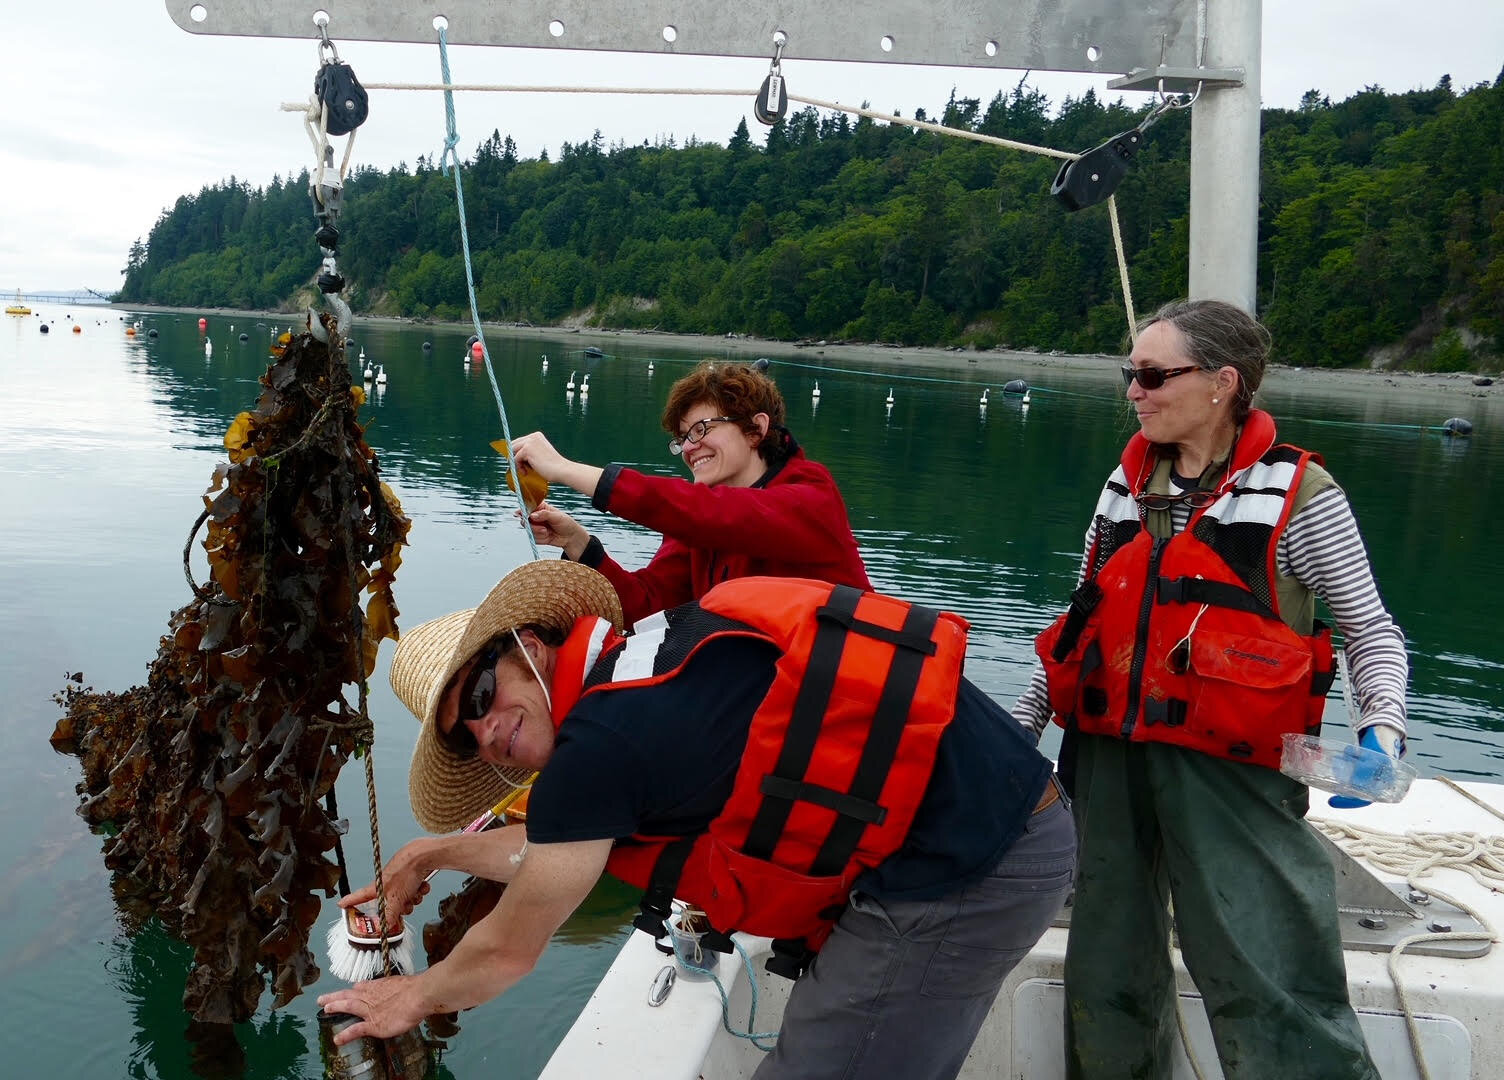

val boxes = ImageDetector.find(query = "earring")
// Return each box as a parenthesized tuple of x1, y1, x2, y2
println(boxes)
(1212, 397, 1220, 404)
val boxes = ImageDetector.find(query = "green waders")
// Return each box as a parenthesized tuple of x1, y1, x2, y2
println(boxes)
(1063, 734, 1380, 1080)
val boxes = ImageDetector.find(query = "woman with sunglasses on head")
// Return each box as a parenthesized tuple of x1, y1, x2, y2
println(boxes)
(508, 360, 870, 628)
(1012, 299, 1407, 1080)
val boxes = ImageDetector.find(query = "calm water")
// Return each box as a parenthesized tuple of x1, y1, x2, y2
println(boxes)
(3, 305, 1502, 1077)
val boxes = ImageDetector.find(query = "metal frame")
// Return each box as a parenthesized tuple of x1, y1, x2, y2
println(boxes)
(166, 1, 1209, 74)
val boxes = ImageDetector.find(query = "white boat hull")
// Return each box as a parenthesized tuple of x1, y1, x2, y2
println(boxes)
(542, 777, 1504, 1079)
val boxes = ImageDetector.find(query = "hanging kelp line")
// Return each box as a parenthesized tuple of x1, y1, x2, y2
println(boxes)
(50, 320, 410, 1027)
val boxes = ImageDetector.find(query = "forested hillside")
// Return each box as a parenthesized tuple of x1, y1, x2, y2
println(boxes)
(118, 73, 1504, 368)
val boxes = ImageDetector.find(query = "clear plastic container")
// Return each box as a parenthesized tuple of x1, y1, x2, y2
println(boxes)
(667, 911, 720, 982)
(1279, 733, 1418, 803)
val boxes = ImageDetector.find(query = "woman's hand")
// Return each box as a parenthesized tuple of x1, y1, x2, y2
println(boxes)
(528, 502, 592, 561)
(509, 432, 603, 496)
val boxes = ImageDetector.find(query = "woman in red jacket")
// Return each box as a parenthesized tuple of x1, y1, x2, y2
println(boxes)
(508, 360, 871, 628)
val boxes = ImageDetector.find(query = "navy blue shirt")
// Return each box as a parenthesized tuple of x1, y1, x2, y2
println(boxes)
(527, 635, 1051, 901)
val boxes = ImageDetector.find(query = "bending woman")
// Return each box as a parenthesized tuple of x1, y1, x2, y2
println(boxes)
(1013, 299, 1407, 1080)
(509, 360, 871, 627)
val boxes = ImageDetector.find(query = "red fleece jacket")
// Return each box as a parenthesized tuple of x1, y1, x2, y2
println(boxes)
(578, 447, 871, 628)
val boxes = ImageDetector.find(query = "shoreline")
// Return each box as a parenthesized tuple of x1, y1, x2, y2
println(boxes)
(113, 301, 1501, 410)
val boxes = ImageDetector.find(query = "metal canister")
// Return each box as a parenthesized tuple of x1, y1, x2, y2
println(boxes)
(318, 1012, 434, 1080)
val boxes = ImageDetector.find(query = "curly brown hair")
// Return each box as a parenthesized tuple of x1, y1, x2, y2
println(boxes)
(660, 361, 790, 464)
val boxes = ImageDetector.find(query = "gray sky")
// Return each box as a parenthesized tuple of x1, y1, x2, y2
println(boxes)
(2, 2, 1499, 292)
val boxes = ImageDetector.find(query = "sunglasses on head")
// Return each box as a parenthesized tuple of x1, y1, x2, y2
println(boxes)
(1121, 364, 1202, 390)
(1135, 489, 1218, 512)
(439, 643, 503, 759)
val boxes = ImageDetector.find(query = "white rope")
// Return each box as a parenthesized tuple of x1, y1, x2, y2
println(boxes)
(1107, 195, 1137, 341)
(1310, 794, 1503, 1080)
(361, 80, 1078, 162)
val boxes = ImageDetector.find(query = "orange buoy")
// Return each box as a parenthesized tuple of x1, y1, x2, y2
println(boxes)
(126, 327, 137, 336)
(471, 341, 484, 359)
(198, 317, 208, 330)
(73, 325, 82, 333)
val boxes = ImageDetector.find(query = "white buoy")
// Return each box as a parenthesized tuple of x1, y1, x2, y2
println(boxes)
(204, 340, 213, 357)
(580, 373, 591, 396)
(541, 353, 549, 372)
(812, 381, 821, 399)
(363, 359, 373, 380)
(885, 387, 895, 405)
(376, 364, 387, 385)
(566, 370, 576, 391)
(647, 360, 655, 374)
(980, 388, 990, 405)
(1021, 390, 1031, 409)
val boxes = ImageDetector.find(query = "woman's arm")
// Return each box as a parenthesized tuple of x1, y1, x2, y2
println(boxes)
(1279, 485, 1409, 735)
(1013, 517, 1100, 738)
(601, 462, 859, 564)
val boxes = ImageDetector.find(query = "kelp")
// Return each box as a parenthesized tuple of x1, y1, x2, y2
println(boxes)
(51, 320, 410, 1025)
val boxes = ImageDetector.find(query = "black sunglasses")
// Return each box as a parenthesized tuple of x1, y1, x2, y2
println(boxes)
(1121, 364, 1202, 390)
(439, 643, 502, 758)
(1135, 490, 1218, 512)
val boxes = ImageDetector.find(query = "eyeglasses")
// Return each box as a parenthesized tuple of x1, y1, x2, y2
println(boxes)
(439, 644, 502, 758)
(668, 416, 737, 456)
(1121, 364, 1202, 390)
(1135, 490, 1218, 512)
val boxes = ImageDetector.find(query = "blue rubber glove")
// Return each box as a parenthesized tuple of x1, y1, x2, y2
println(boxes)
(1328, 724, 1406, 808)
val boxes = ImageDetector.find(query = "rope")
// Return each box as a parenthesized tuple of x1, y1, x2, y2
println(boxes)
(1309, 786, 1503, 1080)
(703, 937, 780, 1052)
(432, 30, 541, 558)
(1107, 196, 1138, 343)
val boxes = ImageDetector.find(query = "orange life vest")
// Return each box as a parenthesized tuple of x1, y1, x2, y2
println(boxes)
(552, 578, 968, 973)
(1035, 412, 1335, 769)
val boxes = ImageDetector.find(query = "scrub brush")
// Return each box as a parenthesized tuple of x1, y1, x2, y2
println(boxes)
(325, 781, 534, 982)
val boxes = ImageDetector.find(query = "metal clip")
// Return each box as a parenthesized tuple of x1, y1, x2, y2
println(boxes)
(647, 965, 676, 1007)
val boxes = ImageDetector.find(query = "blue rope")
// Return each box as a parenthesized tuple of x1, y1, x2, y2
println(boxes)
(705, 938, 780, 1052)
(436, 28, 539, 559)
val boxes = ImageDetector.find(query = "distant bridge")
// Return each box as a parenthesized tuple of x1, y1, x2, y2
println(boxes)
(8, 290, 113, 305)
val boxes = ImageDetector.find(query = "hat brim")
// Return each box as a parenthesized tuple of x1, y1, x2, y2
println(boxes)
(392, 560, 622, 832)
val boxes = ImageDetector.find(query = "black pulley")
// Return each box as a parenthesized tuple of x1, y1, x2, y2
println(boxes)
(754, 71, 788, 126)
(314, 61, 369, 136)
(1051, 129, 1144, 211)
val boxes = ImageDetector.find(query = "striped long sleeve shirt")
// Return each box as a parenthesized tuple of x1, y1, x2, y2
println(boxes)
(1012, 475, 1409, 741)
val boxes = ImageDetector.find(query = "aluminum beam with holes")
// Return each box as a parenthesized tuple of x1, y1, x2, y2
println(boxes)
(166, 0, 1210, 75)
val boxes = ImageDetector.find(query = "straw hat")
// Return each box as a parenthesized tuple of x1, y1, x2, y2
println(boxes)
(392, 560, 623, 832)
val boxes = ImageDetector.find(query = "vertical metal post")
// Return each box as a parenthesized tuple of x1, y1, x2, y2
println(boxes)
(1188, 0, 1262, 311)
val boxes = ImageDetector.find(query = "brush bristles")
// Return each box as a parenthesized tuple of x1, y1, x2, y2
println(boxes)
(325, 907, 417, 983)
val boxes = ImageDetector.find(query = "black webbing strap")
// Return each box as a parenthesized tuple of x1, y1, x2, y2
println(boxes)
(741, 587, 863, 860)
(809, 603, 939, 877)
(1052, 580, 1103, 662)
(1141, 697, 1188, 728)
(632, 837, 696, 937)
(816, 605, 939, 655)
(758, 775, 887, 826)
(1157, 575, 1274, 618)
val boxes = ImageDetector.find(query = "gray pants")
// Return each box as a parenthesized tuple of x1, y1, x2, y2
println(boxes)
(753, 796, 1076, 1080)
(1064, 735, 1379, 1080)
